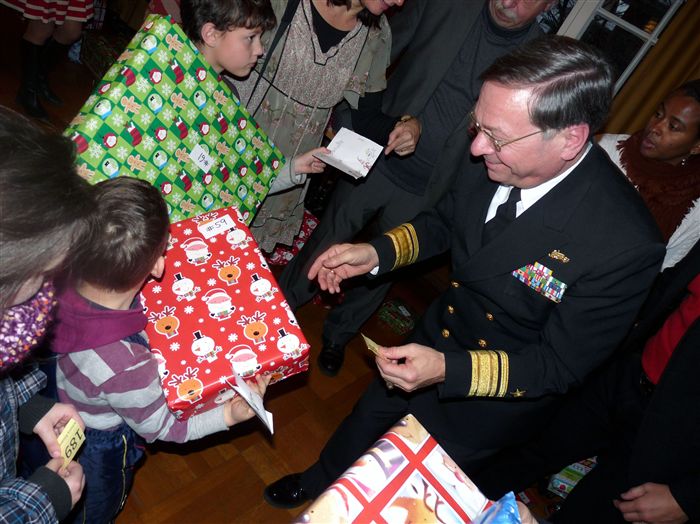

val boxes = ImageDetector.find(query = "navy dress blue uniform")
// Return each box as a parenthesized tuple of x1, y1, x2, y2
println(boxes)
(298, 143, 665, 496)
(472, 243, 700, 523)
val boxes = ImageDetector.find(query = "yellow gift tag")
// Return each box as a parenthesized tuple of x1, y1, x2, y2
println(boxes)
(361, 333, 383, 358)
(57, 419, 85, 468)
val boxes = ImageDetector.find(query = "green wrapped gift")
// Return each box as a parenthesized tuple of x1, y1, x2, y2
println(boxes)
(65, 14, 285, 224)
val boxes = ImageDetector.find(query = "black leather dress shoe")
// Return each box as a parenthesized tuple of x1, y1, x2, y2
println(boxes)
(263, 473, 311, 509)
(317, 342, 345, 377)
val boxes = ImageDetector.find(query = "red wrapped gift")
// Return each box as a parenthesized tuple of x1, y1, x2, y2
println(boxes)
(267, 209, 319, 266)
(140, 206, 309, 419)
(296, 414, 493, 523)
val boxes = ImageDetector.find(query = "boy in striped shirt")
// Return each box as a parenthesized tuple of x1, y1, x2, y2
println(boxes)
(54, 177, 268, 523)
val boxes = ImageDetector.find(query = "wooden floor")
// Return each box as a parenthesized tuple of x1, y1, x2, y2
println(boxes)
(1, 10, 452, 523)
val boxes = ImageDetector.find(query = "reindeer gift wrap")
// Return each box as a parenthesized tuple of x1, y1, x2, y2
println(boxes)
(140, 207, 309, 419)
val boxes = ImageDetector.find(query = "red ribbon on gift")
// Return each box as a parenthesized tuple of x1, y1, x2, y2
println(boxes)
(334, 431, 485, 523)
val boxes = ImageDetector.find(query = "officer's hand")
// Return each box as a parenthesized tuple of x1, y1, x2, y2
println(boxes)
(376, 343, 445, 392)
(308, 243, 379, 293)
(45, 458, 85, 508)
(613, 482, 688, 523)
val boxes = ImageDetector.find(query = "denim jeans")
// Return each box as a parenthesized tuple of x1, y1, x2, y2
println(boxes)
(65, 423, 145, 524)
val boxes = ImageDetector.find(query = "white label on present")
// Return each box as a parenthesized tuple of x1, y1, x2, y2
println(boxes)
(197, 214, 236, 239)
(190, 143, 214, 173)
(231, 374, 274, 434)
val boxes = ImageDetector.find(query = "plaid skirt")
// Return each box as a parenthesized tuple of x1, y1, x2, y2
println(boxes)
(0, 0, 93, 23)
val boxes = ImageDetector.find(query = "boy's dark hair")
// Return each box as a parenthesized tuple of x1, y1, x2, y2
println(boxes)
(74, 178, 169, 292)
(181, 0, 276, 44)
(0, 107, 95, 308)
(328, 0, 381, 28)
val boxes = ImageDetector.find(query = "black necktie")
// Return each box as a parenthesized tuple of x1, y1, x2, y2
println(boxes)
(483, 187, 521, 245)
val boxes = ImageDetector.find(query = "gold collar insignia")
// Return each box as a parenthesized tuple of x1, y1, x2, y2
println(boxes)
(548, 250, 570, 263)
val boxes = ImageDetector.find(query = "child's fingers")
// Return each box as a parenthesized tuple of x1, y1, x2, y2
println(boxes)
(253, 374, 271, 396)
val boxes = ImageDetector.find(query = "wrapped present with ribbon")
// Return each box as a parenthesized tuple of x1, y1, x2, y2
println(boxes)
(267, 209, 319, 266)
(65, 14, 285, 225)
(547, 457, 596, 499)
(140, 206, 309, 419)
(295, 414, 495, 523)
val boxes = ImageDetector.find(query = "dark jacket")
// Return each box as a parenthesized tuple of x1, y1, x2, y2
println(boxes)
(370, 145, 665, 448)
(382, 0, 544, 205)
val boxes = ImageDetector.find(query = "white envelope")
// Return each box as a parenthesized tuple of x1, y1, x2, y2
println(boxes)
(314, 127, 383, 179)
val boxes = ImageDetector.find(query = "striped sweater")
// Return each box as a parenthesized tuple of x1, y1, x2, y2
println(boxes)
(54, 288, 227, 443)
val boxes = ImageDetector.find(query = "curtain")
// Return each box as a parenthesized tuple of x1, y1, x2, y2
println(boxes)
(602, 0, 700, 134)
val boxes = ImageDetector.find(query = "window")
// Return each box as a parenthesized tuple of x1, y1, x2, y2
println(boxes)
(537, 0, 685, 94)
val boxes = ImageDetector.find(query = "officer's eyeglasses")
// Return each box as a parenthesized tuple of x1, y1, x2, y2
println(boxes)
(468, 111, 543, 152)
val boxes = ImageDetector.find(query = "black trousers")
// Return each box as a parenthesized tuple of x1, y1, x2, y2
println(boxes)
(471, 355, 648, 524)
(298, 354, 560, 498)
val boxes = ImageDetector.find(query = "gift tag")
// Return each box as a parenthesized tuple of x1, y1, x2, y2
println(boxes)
(58, 419, 85, 468)
(361, 333, 382, 358)
(229, 375, 274, 435)
(196, 213, 236, 240)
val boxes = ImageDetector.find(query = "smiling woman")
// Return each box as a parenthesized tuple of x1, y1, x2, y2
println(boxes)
(597, 79, 700, 269)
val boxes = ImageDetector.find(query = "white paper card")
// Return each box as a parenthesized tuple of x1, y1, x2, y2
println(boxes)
(190, 143, 215, 173)
(313, 127, 383, 179)
(197, 213, 236, 240)
(231, 374, 274, 434)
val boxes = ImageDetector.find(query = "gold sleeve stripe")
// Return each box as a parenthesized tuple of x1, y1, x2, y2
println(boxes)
(496, 350, 509, 397)
(468, 350, 510, 397)
(385, 223, 419, 270)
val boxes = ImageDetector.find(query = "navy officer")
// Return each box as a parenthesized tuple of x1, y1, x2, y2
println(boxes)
(264, 36, 665, 509)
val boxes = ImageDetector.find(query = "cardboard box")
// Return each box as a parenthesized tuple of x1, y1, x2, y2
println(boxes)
(140, 207, 309, 419)
(295, 414, 492, 523)
(65, 14, 285, 225)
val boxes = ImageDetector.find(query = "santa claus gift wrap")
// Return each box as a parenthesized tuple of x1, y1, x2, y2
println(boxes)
(65, 14, 285, 225)
(295, 414, 493, 523)
(140, 207, 309, 419)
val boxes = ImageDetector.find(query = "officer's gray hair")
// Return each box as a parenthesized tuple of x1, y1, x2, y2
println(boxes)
(481, 35, 615, 134)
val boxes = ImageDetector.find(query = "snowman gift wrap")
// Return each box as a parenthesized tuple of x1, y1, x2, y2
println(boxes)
(140, 206, 309, 419)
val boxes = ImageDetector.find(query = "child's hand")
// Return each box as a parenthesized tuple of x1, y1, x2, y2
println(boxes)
(45, 457, 85, 508)
(293, 147, 329, 175)
(34, 402, 85, 459)
(224, 374, 272, 427)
